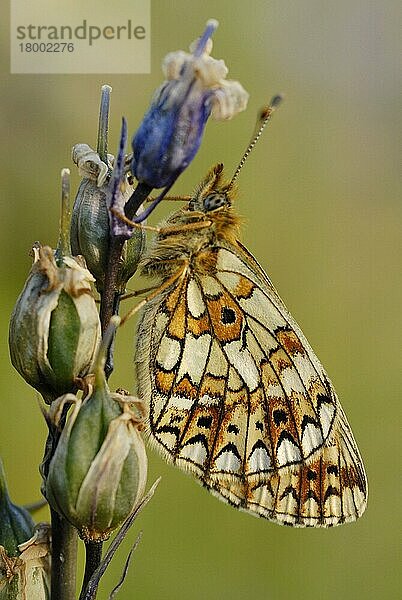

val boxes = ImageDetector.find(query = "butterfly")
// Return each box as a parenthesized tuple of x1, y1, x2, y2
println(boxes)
(130, 112, 367, 528)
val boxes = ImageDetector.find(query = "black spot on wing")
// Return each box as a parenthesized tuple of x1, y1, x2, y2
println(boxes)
(277, 430, 298, 447)
(247, 439, 271, 459)
(317, 393, 333, 408)
(273, 409, 288, 426)
(197, 415, 213, 429)
(279, 485, 299, 503)
(307, 469, 317, 481)
(158, 424, 181, 439)
(183, 433, 209, 450)
(306, 489, 319, 502)
(301, 414, 319, 431)
(323, 485, 340, 502)
(327, 465, 339, 476)
(221, 306, 236, 324)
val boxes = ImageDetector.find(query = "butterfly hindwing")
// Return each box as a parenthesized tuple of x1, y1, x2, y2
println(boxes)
(135, 239, 367, 527)
(209, 406, 367, 526)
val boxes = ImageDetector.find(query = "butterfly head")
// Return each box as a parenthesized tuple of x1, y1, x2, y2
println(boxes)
(188, 163, 237, 214)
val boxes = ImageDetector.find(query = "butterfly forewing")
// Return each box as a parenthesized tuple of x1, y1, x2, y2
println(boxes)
(135, 212, 367, 527)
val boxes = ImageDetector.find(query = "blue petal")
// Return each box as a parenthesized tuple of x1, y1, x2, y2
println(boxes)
(132, 81, 211, 189)
(107, 118, 133, 238)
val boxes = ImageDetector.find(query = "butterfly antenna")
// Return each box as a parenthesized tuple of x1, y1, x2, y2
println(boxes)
(229, 94, 283, 187)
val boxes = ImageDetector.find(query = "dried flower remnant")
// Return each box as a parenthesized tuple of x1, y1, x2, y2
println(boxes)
(131, 19, 249, 221)
(0, 460, 49, 600)
(72, 143, 114, 187)
(0, 524, 51, 600)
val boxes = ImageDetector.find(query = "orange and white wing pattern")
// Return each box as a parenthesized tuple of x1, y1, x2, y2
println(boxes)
(135, 242, 367, 527)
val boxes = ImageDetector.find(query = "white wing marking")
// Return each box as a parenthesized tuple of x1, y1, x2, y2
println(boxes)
(187, 278, 206, 318)
(180, 441, 208, 465)
(224, 340, 260, 391)
(301, 422, 323, 455)
(276, 436, 302, 465)
(214, 449, 242, 473)
(176, 333, 211, 384)
(248, 445, 272, 471)
(156, 336, 181, 370)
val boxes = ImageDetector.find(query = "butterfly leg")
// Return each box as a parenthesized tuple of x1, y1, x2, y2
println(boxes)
(120, 260, 189, 325)
(110, 207, 161, 233)
(158, 220, 212, 236)
(110, 207, 212, 237)
(120, 286, 160, 301)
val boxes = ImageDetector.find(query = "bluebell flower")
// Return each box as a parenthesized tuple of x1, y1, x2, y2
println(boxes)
(131, 19, 248, 220)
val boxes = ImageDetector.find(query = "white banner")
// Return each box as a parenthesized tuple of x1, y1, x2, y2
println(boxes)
(10, 0, 150, 74)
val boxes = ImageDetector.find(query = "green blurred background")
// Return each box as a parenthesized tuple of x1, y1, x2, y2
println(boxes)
(1, 1, 401, 598)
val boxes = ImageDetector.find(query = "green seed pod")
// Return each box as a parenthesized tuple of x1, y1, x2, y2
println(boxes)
(9, 245, 101, 404)
(0, 459, 35, 557)
(71, 84, 146, 292)
(46, 321, 147, 542)
(70, 172, 145, 293)
(46, 390, 147, 542)
(0, 524, 51, 600)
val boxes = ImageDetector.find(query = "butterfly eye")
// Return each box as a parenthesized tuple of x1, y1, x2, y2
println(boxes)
(203, 192, 227, 212)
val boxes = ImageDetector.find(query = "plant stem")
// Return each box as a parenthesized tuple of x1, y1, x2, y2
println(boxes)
(123, 182, 153, 223)
(79, 541, 103, 600)
(50, 507, 78, 600)
(97, 85, 112, 163)
(58, 169, 71, 259)
(43, 403, 79, 599)
(99, 182, 152, 377)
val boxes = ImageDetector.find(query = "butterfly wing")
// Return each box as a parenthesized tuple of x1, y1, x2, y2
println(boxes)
(135, 242, 367, 527)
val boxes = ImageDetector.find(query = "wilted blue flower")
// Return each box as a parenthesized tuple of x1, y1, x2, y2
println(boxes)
(131, 19, 249, 221)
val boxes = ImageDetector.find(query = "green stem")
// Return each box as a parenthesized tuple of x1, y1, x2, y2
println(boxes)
(56, 168, 71, 263)
(79, 541, 103, 600)
(99, 182, 152, 378)
(97, 85, 112, 163)
(50, 507, 78, 600)
(124, 182, 153, 222)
